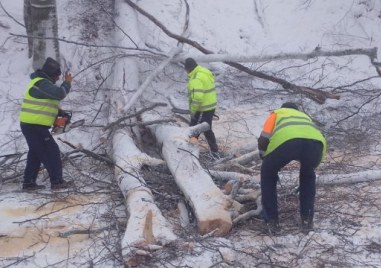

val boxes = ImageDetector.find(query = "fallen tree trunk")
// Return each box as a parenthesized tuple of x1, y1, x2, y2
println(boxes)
(112, 129, 177, 266)
(318, 170, 381, 185)
(107, 2, 179, 264)
(212, 150, 261, 174)
(152, 121, 234, 235)
(176, 47, 378, 66)
(209, 170, 254, 183)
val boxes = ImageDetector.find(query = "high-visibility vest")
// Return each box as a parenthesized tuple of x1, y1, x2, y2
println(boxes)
(19, 77, 59, 126)
(266, 108, 327, 161)
(187, 65, 217, 113)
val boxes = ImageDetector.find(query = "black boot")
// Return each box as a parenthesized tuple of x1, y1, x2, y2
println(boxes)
(301, 216, 314, 233)
(266, 219, 281, 235)
(51, 180, 74, 190)
(22, 182, 46, 191)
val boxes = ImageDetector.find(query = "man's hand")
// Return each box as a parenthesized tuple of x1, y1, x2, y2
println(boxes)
(64, 72, 73, 83)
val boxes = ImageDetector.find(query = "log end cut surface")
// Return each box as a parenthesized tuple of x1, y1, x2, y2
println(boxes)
(198, 217, 232, 236)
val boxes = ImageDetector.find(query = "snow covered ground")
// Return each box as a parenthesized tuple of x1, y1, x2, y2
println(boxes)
(1, 0, 381, 267)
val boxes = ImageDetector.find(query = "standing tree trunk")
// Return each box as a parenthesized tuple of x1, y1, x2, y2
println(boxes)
(23, 0, 33, 58)
(24, 0, 60, 68)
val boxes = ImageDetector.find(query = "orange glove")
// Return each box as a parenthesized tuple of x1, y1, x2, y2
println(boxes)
(64, 72, 73, 83)
(189, 137, 198, 144)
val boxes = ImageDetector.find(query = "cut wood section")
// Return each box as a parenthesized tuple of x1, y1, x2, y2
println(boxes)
(107, 5, 181, 263)
(112, 129, 177, 263)
(154, 122, 233, 235)
(143, 210, 154, 244)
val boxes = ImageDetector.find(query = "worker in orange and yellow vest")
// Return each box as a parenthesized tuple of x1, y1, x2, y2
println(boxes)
(257, 102, 327, 234)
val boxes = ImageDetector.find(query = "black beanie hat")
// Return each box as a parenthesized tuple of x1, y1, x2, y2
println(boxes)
(281, 102, 299, 110)
(41, 57, 62, 77)
(184, 58, 198, 72)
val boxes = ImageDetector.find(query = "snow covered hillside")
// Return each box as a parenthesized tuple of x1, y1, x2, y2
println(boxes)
(1, 0, 381, 267)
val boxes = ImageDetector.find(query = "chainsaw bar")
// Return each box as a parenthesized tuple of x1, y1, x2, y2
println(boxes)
(70, 119, 85, 128)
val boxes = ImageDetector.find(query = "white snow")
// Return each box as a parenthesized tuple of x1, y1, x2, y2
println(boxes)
(1, 0, 381, 267)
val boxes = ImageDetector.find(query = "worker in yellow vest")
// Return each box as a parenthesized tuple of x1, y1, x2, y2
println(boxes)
(19, 57, 73, 191)
(185, 58, 219, 159)
(258, 102, 327, 234)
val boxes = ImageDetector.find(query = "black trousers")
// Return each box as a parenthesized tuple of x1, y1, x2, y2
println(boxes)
(190, 109, 218, 153)
(261, 138, 323, 222)
(20, 123, 62, 185)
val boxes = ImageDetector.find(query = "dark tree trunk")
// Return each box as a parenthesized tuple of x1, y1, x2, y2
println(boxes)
(23, 0, 33, 58)
(24, 0, 60, 69)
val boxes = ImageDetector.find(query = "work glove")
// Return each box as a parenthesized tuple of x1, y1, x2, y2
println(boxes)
(64, 72, 73, 83)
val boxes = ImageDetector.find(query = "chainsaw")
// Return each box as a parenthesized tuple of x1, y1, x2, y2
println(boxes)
(51, 110, 85, 135)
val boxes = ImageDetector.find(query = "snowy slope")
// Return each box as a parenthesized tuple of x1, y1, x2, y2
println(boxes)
(1, 0, 381, 267)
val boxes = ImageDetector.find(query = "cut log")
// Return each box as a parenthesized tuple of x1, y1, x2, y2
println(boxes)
(106, 3, 182, 263)
(212, 150, 261, 174)
(318, 170, 381, 185)
(112, 129, 177, 261)
(228, 150, 261, 166)
(153, 122, 234, 235)
(177, 201, 190, 228)
(233, 193, 262, 225)
(209, 170, 255, 183)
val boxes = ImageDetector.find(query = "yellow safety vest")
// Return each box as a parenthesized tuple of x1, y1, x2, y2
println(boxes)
(19, 77, 59, 126)
(266, 108, 327, 162)
(187, 65, 217, 114)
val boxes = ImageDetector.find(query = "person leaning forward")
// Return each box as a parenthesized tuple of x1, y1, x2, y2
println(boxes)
(19, 57, 74, 191)
(184, 57, 219, 159)
(257, 102, 327, 235)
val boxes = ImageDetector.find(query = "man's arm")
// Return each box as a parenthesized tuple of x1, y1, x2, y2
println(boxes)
(30, 72, 72, 100)
(258, 112, 276, 158)
(30, 80, 71, 100)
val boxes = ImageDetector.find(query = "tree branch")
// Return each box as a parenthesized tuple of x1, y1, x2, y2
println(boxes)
(124, 0, 340, 104)
(104, 102, 168, 130)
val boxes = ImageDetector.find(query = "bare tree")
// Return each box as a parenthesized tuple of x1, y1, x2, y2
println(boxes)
(24, 0, 60, 68)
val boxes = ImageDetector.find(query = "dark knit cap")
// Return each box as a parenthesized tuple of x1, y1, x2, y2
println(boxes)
(184, 58, 198, 72)
(41, 57, 62, 77)
(281, 102, 299, 110)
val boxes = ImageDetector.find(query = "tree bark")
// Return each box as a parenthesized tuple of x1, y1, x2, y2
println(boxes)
(153, 122, 234, 235)
(112, 128, 177, 266)
(23, 0, 33, 58)
(107, 2, 179, 264)
(318, 170, 381, 185)
(177, 47, 378, 65)
(26, 0, 60, 68)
